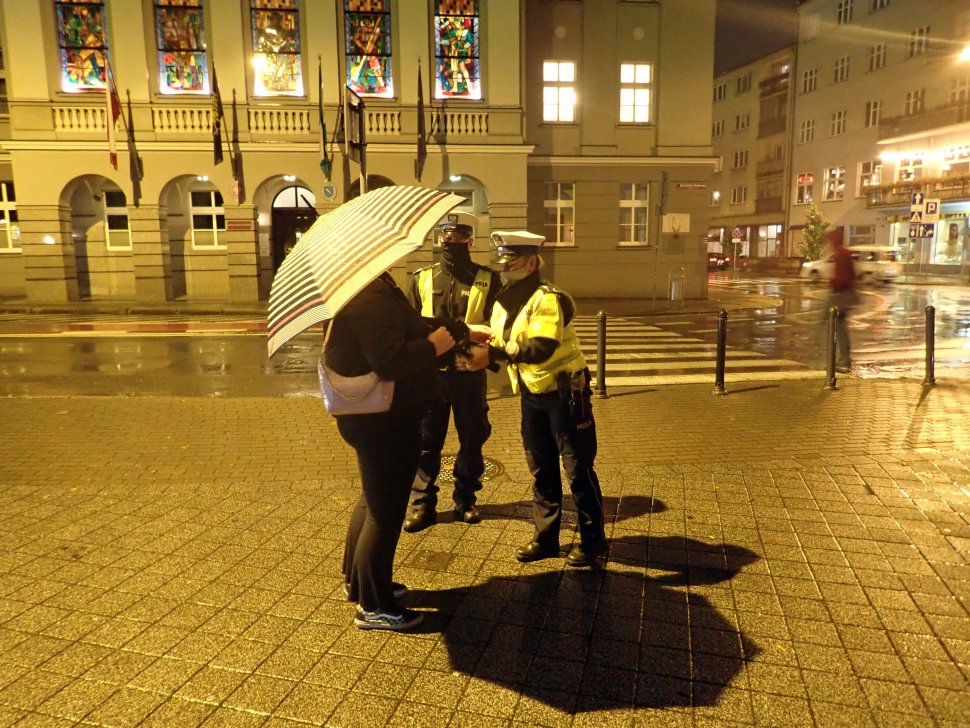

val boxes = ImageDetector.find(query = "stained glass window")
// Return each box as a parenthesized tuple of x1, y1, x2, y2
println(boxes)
(155, 0, 209, 94)
(56, 1, 108, 93)
(344, 0, 393, 98)
(252, 0, 303, 96)
(435, 0, 480, 100)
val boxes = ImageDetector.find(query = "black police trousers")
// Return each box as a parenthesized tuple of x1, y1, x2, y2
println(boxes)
(411, 368, 491, 512)
(520, 374, 605, 548)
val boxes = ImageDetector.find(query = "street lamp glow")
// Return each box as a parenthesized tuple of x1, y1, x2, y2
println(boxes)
(43, 235, 56, 245)
(960, 45, 970, 63)
(283, 175, 296, 182)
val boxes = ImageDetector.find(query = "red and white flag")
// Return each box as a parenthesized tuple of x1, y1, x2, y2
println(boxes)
(104, 59, 121, 169)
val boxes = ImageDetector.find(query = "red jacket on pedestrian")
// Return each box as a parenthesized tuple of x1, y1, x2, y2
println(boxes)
(831, 245, 855, 292)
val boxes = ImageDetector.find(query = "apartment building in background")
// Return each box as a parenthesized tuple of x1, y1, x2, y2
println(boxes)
(0, 0, 716, 304)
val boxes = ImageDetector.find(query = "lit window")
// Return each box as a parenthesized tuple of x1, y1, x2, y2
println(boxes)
(858, 160, 882, 194)
(897, 156, 922, 182)
(190, 189, 226, 249)
(710, 190, 721, 207)
(544, 182, 575, 245)
(56, 1, 109, 93)
(156, 0, 209, 94)
(824, 166, 846, 200)
(619, 63, 651, 123)
(796, 174, 814, 204)
(345, 0, 393, 98)
(543, 61, 576, 123)
(0, 182, 19, 251)
(103, 189, 132, 251)
(251, 0, 303, 96)
(618, 183, 649, 246)
(435, 0, 480, 99)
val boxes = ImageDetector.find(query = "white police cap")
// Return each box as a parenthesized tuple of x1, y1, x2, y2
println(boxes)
(490, 230, 545, 263)
(438, 211, 477, 235)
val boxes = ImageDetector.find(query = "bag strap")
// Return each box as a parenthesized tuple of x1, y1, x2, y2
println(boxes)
(319, 320, 384, 401)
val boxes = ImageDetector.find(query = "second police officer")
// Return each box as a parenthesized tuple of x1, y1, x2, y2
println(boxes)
(403, 212, 501, 532)
(458, 230, 606, 567)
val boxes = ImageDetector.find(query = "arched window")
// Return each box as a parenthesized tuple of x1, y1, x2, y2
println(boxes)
(251, 0, 303, 96)
(344, 0, 393, 98)
(434, 0, 480, 100)
(155, 0, 209, 94)
(55, 1, 108, 93)
(272, 186, 316, 208)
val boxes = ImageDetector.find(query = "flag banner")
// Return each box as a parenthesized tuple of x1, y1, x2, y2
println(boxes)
(318, 57, 331, 180)
(125, 90, 143, 207)
(211, 62, 225, 165)
(104, 59, 121, 169)
(415, 63, 427, 181)
(230, 89, 246, 203)
(345, 87, 365, 164)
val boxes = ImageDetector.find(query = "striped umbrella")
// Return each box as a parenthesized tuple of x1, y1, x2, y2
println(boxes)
(267, 185, 465, 357)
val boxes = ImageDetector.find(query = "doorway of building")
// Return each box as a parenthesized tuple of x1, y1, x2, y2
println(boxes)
(271, 186, 318, 270)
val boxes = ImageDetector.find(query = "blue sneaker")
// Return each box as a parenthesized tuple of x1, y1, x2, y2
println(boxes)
(343, 582, 408, 601)
(354, 607, 423, 632)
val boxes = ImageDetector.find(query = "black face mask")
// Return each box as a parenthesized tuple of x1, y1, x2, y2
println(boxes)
(442, 243, 472, 264)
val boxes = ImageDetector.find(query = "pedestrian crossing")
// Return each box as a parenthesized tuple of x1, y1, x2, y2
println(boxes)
(571, 316, 824, 386)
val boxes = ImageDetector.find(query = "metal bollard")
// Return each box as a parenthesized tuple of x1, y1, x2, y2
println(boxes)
(594, 310, 609, 399)
(713, 309, 727, 395)
(923, 305, 936, 387)
(824, 306, 839, 391)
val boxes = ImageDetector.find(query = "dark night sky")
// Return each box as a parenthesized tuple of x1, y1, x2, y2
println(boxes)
(715, 0, 799, 75)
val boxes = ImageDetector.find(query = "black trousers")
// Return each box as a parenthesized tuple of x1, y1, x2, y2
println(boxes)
(411, 368, 491, 511)
(337, 409, 421, 612)
(520, 375, 605, 548)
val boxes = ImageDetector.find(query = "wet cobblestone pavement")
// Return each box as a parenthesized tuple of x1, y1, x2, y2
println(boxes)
(1, 378, 969, 726)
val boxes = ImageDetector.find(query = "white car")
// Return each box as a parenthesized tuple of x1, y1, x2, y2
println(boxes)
(800, 245, 901, 284)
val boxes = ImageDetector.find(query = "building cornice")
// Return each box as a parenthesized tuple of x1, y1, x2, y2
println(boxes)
(528, 155, 719, 167)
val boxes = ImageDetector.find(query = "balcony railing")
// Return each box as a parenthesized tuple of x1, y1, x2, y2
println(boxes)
(755, 196, 783, 213)
(878, 100, 970, 141)
(864, 174, 970, 207)
(756, 157, 785, 178)
(759, 72, 789, 97)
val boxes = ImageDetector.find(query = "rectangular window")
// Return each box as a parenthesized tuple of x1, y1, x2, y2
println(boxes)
(156, 0, 208, 94)
(801, 68, 817, 94)
(830, 109, 846, 136)
(864, 100, 881, 127)
(905, 88, 925, 115)
(837, 0, 853, 24)
(908, 26, 930, 58)
(732, 149, 748, 169)
(345, 0, 393, 98)
(834, 55, 850, 83)
(730, 186, 747, 204)
(0, 181, 19, 251)
(710, 190, 721, 207)
(871, 0, 889, 10)
(544, 182, 574, 245)
(848, 225, 875, 246)
(251, 0, 302, 96)
(858, 160, 882, 194)
(799, 119, 815, 143)
(103, 189, 132, 251)
(543, 61, 576, 122)
(712, 119, 724, 138)
(618, 183, 649, 246)
(950, 77, 970, 103)
(434, 0, 480, 99)
(618, 63, 651, 123)
(868, 42, 886, 71)
(736, 73, 751, 95)
(713, 83, 726, 102)
(190, 189, 226, 248)
(57, 0, 109, 92)
(796, 178, 814, 205)
(734, 112, 750, 131)
(0, 79, 7, 115)
(824, 166, 846, 200)
(897, 156, 922, 182)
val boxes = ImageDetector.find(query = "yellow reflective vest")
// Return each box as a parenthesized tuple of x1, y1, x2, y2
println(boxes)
(416, 266, 493, 325)
(490, 284, 587, 395)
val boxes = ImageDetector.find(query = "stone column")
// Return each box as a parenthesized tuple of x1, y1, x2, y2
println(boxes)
(225, 203, 260, 302)
(19, 204, 79, 303)
(129, 204, 173, 302)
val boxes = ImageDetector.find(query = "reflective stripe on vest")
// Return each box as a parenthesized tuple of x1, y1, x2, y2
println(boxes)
(417, 267, 492, 324)
(490, 285, 586, 395)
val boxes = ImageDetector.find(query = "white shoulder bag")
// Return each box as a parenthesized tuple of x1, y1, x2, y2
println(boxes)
(318, 322, 394, 415)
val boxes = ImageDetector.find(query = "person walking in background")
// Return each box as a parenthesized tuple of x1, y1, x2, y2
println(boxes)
(827, 226, 857, 373)
(403, 212, 500, 532)
(458, 231, 606, 568)
(326, 272, 456, 631)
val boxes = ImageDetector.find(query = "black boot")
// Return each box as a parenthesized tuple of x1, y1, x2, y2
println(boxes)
(402, 508, 436, 533)
(515, 540, 560, 563)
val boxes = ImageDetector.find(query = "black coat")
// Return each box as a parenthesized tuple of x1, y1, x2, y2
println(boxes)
(324, 274, 439, 416)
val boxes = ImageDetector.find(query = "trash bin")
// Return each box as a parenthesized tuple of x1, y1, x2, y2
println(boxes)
(668, 267, 685, 301)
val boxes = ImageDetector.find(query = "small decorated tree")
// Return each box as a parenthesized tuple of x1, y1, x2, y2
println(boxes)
(800, 201, 828, 261)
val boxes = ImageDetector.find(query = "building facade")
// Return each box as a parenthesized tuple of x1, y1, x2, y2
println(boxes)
(709, 46, 794, 262)
(0, 0, 716, 304)
(788, 0, 970, 272)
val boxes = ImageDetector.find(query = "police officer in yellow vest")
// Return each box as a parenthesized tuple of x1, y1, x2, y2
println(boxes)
(458, 231, 606, 567)
(403, 212, 500, 532)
